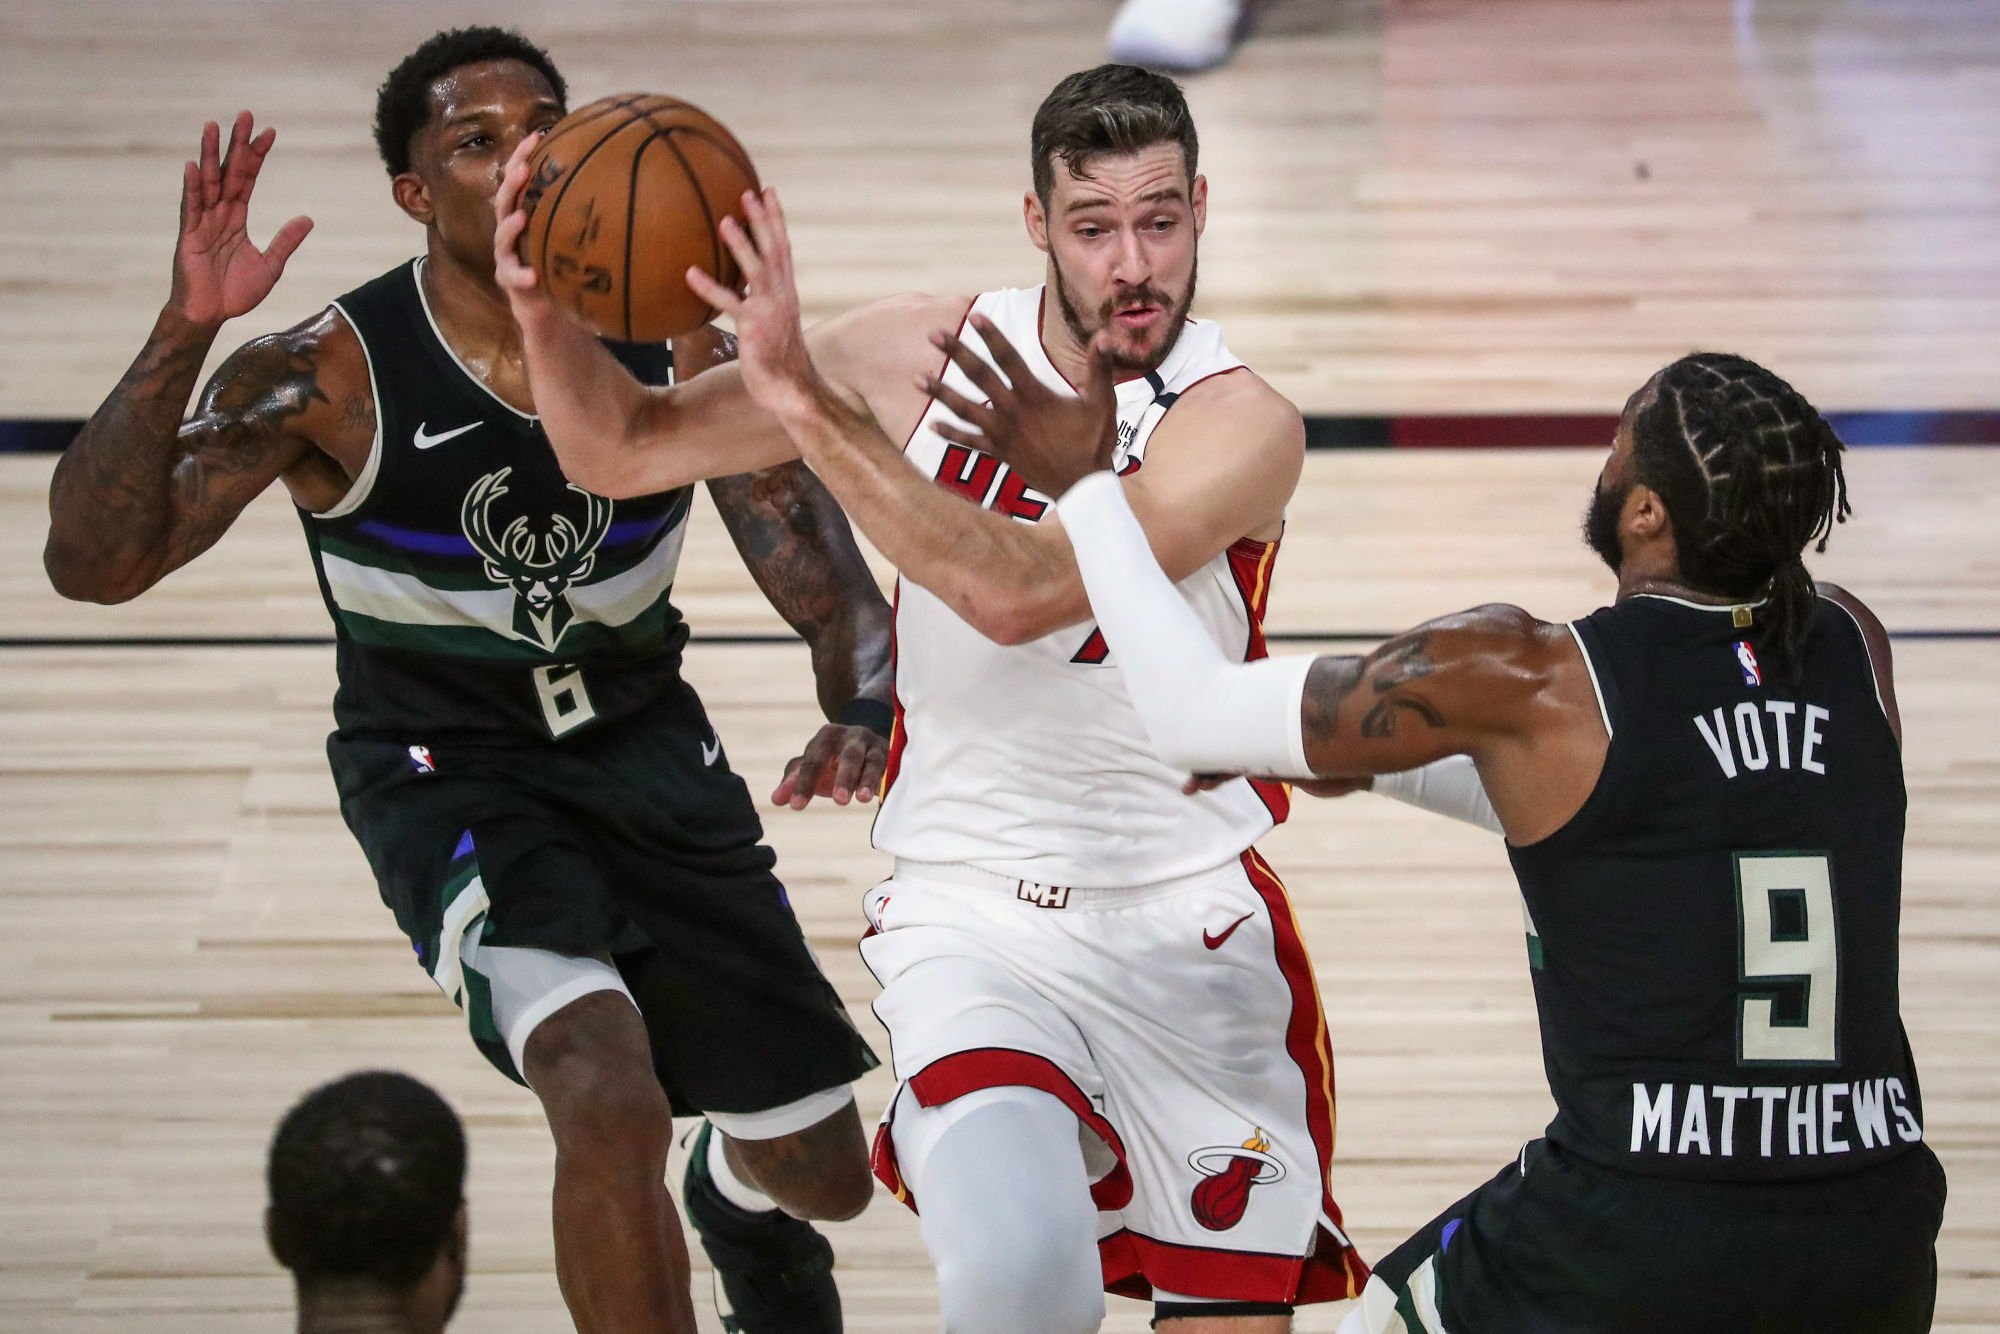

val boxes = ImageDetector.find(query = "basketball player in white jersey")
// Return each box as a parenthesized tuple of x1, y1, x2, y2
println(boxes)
(494, 66, 1368, 1331)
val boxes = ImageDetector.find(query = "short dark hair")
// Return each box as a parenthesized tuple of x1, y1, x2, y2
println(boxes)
(373, 26, 567, 176)
(1630, 352, 1852, 679)
(267, 1071, 466, 1289)
(1031, 64, 1198, 204)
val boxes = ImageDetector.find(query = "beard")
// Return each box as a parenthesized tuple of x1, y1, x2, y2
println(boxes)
(1582, 475, 1628, 573)
(1050, 251, 1198, 375)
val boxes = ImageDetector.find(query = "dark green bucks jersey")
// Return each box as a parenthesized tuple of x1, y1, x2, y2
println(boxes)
(303, 259, 693, 741)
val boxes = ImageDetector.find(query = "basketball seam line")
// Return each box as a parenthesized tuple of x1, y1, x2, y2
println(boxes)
(533, 102, 651, 317)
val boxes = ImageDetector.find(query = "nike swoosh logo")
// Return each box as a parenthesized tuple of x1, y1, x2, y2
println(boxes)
(1203, 912, 1254, 950)
(413, 420, 482, 449)
(701, 733, 722, 767)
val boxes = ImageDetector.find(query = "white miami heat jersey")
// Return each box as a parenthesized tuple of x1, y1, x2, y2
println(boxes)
(873, 285, 1291, 888)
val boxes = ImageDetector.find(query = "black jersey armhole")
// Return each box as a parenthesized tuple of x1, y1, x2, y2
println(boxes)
(1510, 613, 1626, 855)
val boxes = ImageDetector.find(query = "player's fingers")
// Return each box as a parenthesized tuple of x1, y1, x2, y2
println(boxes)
(716, 215, 764, 290)
(500, 133, 540, 199)
(199, 121, 222, 209)
(494, 155, 529, 218)
(856, 737, 888, 803)
(920, 375, 991, 429)
(494, 205, 528, 260)
(931, 420, 989, 451)
(740, 189, 783, 274)
(1084, 328, 1121, 406)
(227, 125, 275, 202)
(934, 331, 1010, 405)
(830, 732, 872, 803)
(754, 187, 792, 279)
(790, 729, 842, 808)
(219, 111, 254, 199)
(686, 264, 741, 316)
(969, 313, 1035, 391)
(179, 160, 200, 234)
(771, 755, 805, 806)
(263, 215, 313, 270)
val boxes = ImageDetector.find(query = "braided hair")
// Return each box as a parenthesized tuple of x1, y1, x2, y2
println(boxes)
(1629, 353, 1851, 680)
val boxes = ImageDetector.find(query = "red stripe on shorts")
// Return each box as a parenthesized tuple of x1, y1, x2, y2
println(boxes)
(1241, 848, 1370, 1301)
(873, 1046, 1135, 1213)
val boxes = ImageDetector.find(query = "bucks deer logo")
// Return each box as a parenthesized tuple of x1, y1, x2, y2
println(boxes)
(1187, 1128, 1287, 1231)
(460, 467, 613, 651)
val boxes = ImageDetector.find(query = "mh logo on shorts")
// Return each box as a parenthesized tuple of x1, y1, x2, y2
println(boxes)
(1188, 1127, 1286, 1231)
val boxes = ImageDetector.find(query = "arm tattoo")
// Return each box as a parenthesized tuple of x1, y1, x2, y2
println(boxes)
(1358, 632, 1447, 738)
(1303, 655, 1365, 745)
(48, 315, 325, 598)
(708, 461, 894, 719)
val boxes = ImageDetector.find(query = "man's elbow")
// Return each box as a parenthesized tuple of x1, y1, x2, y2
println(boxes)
(44, 548, 146, 604)
(551, 447, 646, 501)
(954, 585, 1063, 648)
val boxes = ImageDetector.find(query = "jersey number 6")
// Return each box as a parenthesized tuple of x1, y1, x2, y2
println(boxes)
(534, 664, 597, 739)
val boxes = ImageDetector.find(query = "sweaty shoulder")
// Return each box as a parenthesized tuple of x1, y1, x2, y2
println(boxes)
(199, 305, 373, 460)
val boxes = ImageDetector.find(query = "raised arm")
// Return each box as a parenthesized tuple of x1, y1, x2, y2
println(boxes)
(679, 187, 1299, 646)
(44, 112, 332, 603)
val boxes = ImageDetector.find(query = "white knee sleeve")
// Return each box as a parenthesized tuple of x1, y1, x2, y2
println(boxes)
(892, 1085, 1106, 1334)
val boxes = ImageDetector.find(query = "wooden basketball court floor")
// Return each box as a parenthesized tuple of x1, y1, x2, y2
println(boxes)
(2, 1, 1996, 1329)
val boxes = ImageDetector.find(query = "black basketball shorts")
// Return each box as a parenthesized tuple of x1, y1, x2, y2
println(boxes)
(1342, 1137, 1946, 1334)
(327, 678, 878, 1126)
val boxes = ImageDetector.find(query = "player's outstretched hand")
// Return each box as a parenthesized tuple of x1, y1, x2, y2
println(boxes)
(172, 111, 312, 328)
(686, 187, 828, 423)
(922, 315, 1120, 498)
(493, 133, 558, 322)
(773, 722, 889, 810)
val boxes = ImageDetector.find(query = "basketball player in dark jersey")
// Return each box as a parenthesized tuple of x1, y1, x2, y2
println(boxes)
(44, 27, 887, 1334)
(949, 339, 1948, 1332)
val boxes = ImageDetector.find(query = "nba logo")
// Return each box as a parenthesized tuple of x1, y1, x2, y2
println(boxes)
(1733, 641, 1763, 688)
(407, 744, 437, 774)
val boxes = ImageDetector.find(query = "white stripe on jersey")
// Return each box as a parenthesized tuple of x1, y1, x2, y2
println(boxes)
(874, 286, 1286, 888)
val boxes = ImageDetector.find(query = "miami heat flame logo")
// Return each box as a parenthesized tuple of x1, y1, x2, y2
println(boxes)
(1187, 1127, 1287, 1231)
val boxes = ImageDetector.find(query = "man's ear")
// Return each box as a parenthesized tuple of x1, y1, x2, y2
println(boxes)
(392, 171, 434, 227)
(1024, 189, 1050, 254)
(1627, 481, 1672, 544)
(1191, 173, 1207, 238)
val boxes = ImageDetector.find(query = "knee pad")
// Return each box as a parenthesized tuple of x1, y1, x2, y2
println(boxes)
(897, 1086, 1106, 1333)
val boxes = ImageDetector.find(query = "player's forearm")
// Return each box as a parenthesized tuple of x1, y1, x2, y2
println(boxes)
(45, 305, 222, 602)
(1056, 472, 1315, 777)
(708, 462, 894, 719)
(518, 304, 667, 497)
(779, 385, 1066, 646)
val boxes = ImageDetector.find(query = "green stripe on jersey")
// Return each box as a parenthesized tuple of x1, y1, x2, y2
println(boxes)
(336, 592, 681, 660)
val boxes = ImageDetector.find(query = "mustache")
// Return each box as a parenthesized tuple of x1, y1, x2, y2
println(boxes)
(1100, 286, 1173, 319)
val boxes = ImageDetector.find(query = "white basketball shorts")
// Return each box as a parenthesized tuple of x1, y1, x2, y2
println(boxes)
(860, 849, 1370, 1306)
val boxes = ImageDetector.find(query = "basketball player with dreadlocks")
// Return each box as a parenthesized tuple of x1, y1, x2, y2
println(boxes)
(44, 26, 886, 1334)
(952, 342, 1949, 1332)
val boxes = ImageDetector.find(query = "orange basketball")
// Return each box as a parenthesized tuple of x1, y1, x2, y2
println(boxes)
(519, 94, 760, 342)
